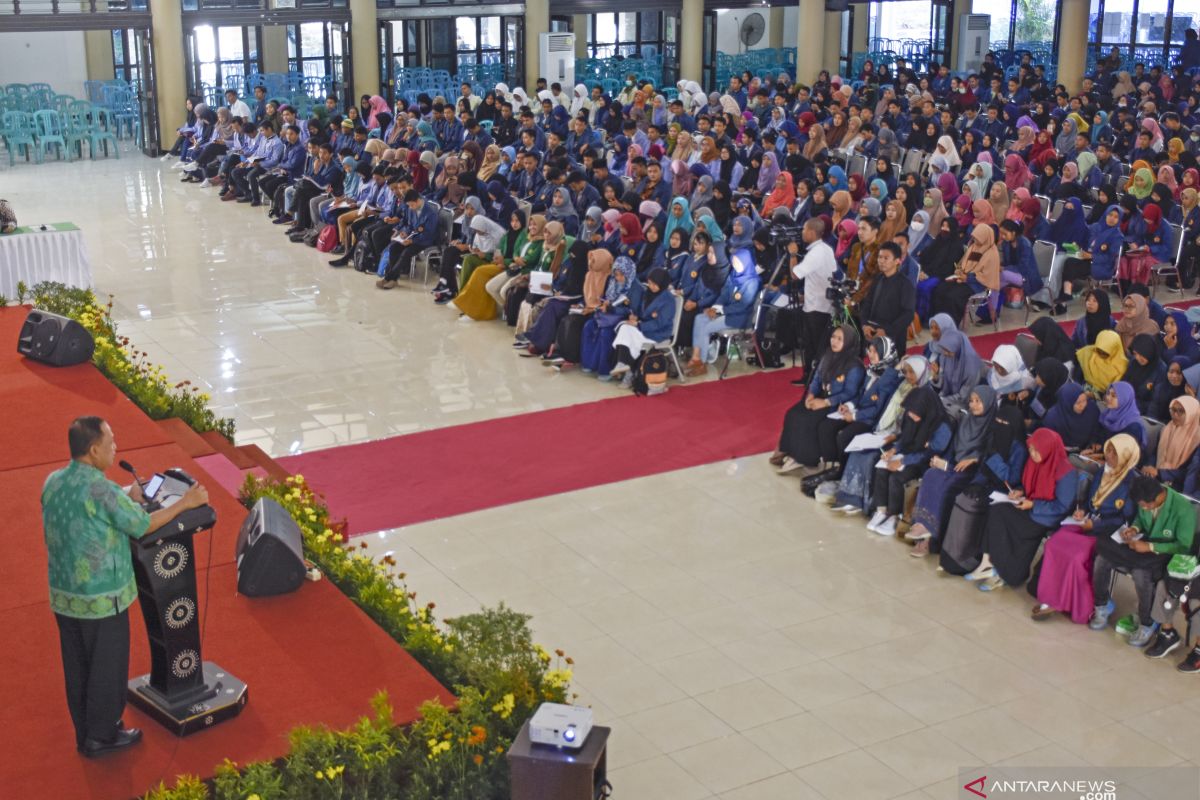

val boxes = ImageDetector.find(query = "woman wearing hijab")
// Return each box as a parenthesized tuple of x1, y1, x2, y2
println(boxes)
(455, 209, 533, 321)
(1031, 433, 1140, 622)
(1162, 311, 1199, 364)
(1150, 357, 1193, 422)
(1087, 382, 1148, 457)
(986, 184, 1010, 225)
(989, 343, 1036, 401)
(1118, 204, 1171, 292)
(545, 187, 581, 236)
(520, 244, 609, 356)
(1055, 116, 1081, 160)
(690, 174, 715, 214)
(907, 384, 997, 551)
(1027, 317, 1075, 369)
(1077, 329, 1129, 395)
(574, 253, 642, 376)
(866, 383, 954, 538)
(936, 171, 960, 210)
(776, 324, 867, 473)
(970, 428, 1077, 591)
(1055, 205, 1124, 315)
(915, 217, 964, 321)
(906, 209, 932, 258)
(929, 223, 1000, 325)
(830, 355, 930, 515)
(663, 196, 693, 245)
(1049, 197, 1091, 254)
(1004, 153, 1032, 192)
(964, 161, 993, 203)
(1122, 333, 1166, 413)
(930, 324, 985, 407)
(1144, 394, 1200, 494)
(1115, 293, 1161, 350)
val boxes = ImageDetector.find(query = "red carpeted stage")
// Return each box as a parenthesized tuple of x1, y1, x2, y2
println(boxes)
(0, 307, 453, 800)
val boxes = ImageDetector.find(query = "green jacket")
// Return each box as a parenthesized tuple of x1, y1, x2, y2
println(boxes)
(1135, 487, 1197, 556)
(42, 460, 151, 619)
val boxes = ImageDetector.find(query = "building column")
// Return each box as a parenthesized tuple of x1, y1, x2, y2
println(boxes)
(84, 30, 115, 81)
(525, 0, 549, 90)
(769, 6, 785, 50)
(573, 14, 589, 60)
(261, 25, 289, 75)
(851, 6, 868, 60)
(796, 0, 825, 85)
(1056, 0, 1088, 93)
(149, 0, 186, 152)
(349, 0, 379, 101)
(948, 0, 971, 70)
(823, 11, 842, 75)
(680, 0, 703, 85)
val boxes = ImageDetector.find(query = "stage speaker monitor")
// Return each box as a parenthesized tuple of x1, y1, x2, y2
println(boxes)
(236, 496, 306, 597)
(16, 309, 95, 367)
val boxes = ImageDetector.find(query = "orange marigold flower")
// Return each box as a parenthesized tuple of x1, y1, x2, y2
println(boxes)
(473, 754, 484, 766)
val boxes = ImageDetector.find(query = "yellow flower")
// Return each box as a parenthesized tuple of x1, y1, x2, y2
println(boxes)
(315, 770, 325, 780)
(247, 795, 261, 800)
(293, 474, 305, 484)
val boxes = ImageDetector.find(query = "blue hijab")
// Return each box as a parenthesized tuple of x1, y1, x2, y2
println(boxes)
(1088, 204, 1125, 250)
(1164, 311, 1200, 362)
(1044, 382, 1100, 449)
(1090, 111, 1111, 145)
(695, 213, 726, 243)
(1049, 197, 1089, 249)
(664, 196, 694, 244)
(610, 135, 629, 172)
(827, 164, 848, 194)
(1099, 381, 1143, 434)
(935, 328, 985, 398)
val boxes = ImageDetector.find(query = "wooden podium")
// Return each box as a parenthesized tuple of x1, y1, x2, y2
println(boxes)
(507, 720, 610, 800)
(126, 501, 248, 736)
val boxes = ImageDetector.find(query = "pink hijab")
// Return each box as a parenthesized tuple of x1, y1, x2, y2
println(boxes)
(1007, 187, 1030, 222)
(366, 95, 391, 129)
(936, 172, 960, 206)
(1004, 154, 1031, 191)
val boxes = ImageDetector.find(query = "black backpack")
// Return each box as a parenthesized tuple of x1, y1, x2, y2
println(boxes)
(353, 238, 379, 274)
(632, 351, 669, 396)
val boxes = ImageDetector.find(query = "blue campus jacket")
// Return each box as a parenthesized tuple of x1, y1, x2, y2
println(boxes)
(401, 201, 440, 248)
(807, 364, 866, 408)
(279, 141, 306, 179)
(853, 368, 903, 429)
(1077, 469, 1138, 536)
(714, 270, 761, 329)
(1001, 235, 1044, 295)
(897, 421, 954, 467)
(974, 441, 1029, 491)
(1087, 222, 1124, 280)
(1028, 471, 1080, 528)
(636, 288, 675, 342)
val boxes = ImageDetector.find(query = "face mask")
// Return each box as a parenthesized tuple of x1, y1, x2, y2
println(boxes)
(626, 81, 634, 87)
(912, 221, 926, 232)
(924, 197, 934, 208)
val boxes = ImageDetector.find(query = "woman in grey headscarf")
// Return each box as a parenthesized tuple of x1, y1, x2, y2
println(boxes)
(876, 126, 899, 164)
(689, 175, 714, 212)
(546, 186, 581, 236)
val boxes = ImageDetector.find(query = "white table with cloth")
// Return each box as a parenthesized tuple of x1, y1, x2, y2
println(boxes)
(0, 223, 93, 298)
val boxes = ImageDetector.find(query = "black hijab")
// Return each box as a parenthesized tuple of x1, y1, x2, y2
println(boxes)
(1081, 289, 1113, 345)
(1030, 316, 1075, 363)
(1122, 333, 1161, 391)
(817, 324, 862, 385)
(1033, 357, 1068, 409)
(645, 267, 671, 300)
(988, 404, 1027, 457)
(898, 384, 948, 453)
(918, 218, 964, 280)
(700, 246, 730, 291)
(501, 209, 527, 260)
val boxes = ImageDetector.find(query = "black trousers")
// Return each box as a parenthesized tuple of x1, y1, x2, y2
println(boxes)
(55, 610, 130, 747)
(292, 183, 326, 229)
(801, 310, 832, 378)
(872, 463, 924, 516)
(384, 242, 425, 281)
(437, 246, 467, 292)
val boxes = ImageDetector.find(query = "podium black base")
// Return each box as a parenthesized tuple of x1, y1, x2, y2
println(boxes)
(127, 661, 248, 736)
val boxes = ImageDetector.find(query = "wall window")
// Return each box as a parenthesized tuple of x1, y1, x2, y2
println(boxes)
(187, 24, 262, 91)
(287, 21, 344, 81)
(112, 29, 142, 87)
(1087, 0, 1189, 67)
(588, 12, 664, 59)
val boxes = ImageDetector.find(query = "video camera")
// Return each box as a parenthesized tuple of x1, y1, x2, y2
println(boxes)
(825, 277, 859, 304)
(765, 223, 806, 247)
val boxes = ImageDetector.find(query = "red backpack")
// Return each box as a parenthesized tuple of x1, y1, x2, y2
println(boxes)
(315, 224, 339, 253)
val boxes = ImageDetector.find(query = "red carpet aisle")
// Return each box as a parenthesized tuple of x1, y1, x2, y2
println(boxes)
(280, 366, 808, 535)
(0, 307, 453, 800)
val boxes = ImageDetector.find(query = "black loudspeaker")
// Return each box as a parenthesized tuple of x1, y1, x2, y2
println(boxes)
(236, 497, 305, 597)
(17, 309, 95, 366)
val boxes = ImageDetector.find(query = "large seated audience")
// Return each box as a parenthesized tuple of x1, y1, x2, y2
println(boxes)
(160, 37, 1200, 666)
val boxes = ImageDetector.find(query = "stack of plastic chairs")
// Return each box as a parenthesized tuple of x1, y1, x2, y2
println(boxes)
(1, 109, 40, 165)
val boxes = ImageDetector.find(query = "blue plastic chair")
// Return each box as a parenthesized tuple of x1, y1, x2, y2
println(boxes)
(2, 110, 41, 165)
(33, 109, 68, 161)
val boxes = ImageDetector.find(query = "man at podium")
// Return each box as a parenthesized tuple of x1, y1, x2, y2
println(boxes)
(41, 416, 208, 758)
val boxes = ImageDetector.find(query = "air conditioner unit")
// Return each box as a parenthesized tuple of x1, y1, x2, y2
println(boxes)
(956, 14, 990, 73)
(539, 33, 575, 88)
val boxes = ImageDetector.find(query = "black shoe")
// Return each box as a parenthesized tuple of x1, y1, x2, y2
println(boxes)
(273, 216, 293, 226)
(790, 378, 807, 386)
(434, 293, 456, 305)
(1029, 300, 1050, 311)
(1146, 627, 1181, 659)
(1178, 645, 1200, 673)
(1051, 303, 1068, 317)
(331, 245, 345, 255)
(284, 226, 302, 235)
(329, 257, 351, 267)
(249, 200, 262, 207)
(81, 727, 142, 758)
(236, 197, 251, 203)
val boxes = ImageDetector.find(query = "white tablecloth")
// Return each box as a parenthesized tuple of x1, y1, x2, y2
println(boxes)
(0, 225, 93, 298)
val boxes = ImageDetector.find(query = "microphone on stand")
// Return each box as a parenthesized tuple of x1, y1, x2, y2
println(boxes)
(118, 459, 145, 487)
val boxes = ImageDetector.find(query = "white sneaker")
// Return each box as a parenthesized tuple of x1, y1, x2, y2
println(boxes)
(171, 160, 189, 170)
(866, 509, 888, 532)
(183, 161, 202, 172)
(160, 153, 174, 161)
(831, 503, 861, 515)
(777, 457, 805, 474)
(873, 516, 898, 537)
(198, 178, 211, 188)
(610, 362, 630, 377)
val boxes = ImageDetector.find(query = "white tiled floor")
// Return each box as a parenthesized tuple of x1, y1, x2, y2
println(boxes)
(7, 154, 1199, 798)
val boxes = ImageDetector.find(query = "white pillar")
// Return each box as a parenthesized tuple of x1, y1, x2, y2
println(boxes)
(261, 25, 289, 75)
(796, 0, 825, 85)
(948, 0, 972, 70)
(769, 7, 785, 51)
(525, 0, 549, 91)
(150, 0, 186, 151)
(1056, 0, 1088, 93)
(349, 0, 379, 100)
(573, 14, 589, 60)
(823, 11, 842, 76)
(680, 0, 704, 85)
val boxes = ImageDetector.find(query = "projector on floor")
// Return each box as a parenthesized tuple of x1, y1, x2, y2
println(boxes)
(529, 702, 593, 749)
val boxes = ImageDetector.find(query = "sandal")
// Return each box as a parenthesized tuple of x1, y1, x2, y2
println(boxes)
(767, 451, 787, 467)
(684, 362, 708, 378)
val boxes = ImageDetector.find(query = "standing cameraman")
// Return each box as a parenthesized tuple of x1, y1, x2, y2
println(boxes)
(792, 218, 837, 379)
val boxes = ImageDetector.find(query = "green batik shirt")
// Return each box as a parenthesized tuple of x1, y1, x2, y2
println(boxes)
(42, 460, 151, 619)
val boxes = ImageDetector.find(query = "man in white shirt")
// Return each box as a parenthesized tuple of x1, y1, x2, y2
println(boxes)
(224, 89, 252, 122)
(792, 218, 838, 379)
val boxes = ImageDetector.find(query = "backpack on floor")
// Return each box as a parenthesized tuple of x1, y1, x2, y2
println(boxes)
(632, 351, 669, 396)
(352, 238, 379, 274)
(316, 224, 339, 253)
(554, 313, 588, 363)
(303, 227, 322, 247)
(939, 489, 989, 575)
